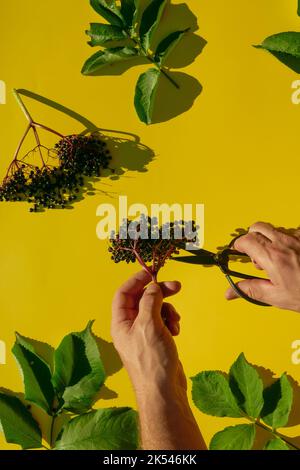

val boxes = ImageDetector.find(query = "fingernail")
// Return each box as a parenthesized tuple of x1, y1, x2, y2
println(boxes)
(146, 283, 161, 293)
(164, 281, 181, 288)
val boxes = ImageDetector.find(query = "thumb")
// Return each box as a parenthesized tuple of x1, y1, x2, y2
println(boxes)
(138, 282, 164, 328)
(225, 279, 273, 304)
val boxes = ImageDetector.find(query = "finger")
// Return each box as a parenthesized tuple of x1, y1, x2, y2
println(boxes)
(225, 278, 273, 304)
(168, 320, 180, 336)
(138, 283, 164, 328)
(159, 281, 181, 298)
(162, 302, 181, 322)
(112, 270, 152, 323)
(233, 232, 273, 274)
(253, 260, 263, 270)
(250, 222, 300, 249)
(249, 222, 278, 242)
(161, 303, 181, 336)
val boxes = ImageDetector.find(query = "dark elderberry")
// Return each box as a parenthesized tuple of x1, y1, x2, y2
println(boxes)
(0, 134, 112, 212)
(109, 216, 198, 282)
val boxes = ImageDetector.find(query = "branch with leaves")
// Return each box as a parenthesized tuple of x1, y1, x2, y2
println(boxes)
(192, 353, 299, 450)
(0, 90, 112, 212)
(0, 322, 138, 450)
(82, 0, 194, 124)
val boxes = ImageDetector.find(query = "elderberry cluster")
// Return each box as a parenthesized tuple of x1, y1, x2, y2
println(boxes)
(109, 216, 198, 278)
(56, 134, 111, 176)
(0, 135, 112, 212)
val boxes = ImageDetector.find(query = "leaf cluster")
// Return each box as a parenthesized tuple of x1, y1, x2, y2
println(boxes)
(82, 0, 191, 124)
(191, 353, 297, 450)
(0, 321, 138, 450)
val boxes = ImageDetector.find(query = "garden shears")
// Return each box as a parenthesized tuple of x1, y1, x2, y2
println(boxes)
(173, 237, 270, 307)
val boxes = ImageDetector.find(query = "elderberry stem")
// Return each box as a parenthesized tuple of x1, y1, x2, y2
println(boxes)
(254, 420, 300, 450)
(150, 60, 180, 89)
(12, 123, 31, 163)
(13, 89, 33, 123)
(125, 32, 180, 89)
(50, 414, 57, 449)
(34, 122, 64, 139)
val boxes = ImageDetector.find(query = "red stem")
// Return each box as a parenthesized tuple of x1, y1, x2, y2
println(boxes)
(3, 90, 65, 181)
(34, 122, 64, 138)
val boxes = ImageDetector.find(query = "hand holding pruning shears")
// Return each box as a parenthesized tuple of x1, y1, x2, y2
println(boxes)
(111, 221, 300, 450)
(174, 221, 300, 312)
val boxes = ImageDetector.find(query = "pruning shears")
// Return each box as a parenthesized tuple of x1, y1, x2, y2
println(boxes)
(173, 237, 270, 307)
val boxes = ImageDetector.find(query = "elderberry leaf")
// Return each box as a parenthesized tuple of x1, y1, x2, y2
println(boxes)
(264, 437, 290, 450)
(134, 68, 160, 124)
(298, 0, 300, 16)
(139, 0, 167, 51)
(254, 32, 300, 68)
(81, 46, 138, 74)
(261, 374, 293, 429)
(90, 0, 124, 28)
(120, 0, 138, 28)
(86, 23, 127, 46)
(229, 353, 264, 419)
(55, 408, 139, 450)
(209, 424, 256, 450)
(191, 371, 242, 418)
(154, 29, 189, 66)
(52, 321, 106, 413)
(0, 393, 42, 449)
(12, 336, 55, 414)
(13, 332, 54, 369)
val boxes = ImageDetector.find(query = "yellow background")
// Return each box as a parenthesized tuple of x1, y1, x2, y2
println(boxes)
(1, 0, 300, 449)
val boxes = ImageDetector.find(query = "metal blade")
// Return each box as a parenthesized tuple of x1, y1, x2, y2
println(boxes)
(172, 249, 216, 266)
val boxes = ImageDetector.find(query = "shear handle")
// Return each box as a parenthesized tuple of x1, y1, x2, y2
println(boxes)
(217, 248, 271, 307)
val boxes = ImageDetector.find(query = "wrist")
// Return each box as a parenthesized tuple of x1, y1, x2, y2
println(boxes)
(134, 379, 189, 410)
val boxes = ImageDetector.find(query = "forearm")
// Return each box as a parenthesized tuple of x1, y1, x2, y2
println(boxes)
(135, 383, 207, 450)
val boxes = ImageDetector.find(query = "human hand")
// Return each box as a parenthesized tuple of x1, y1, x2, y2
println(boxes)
(111, 270, 185, 396)
(226, 222, 300, 312)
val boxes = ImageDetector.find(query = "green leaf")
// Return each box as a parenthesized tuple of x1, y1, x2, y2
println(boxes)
(120, 0, 138, 28)
(229, 353, 264, 419)
(55, 408, 139, 450)
(261, 374, 293, 429)
(298, 1, 300, 16)
(210, 424, 256, 450)
(154, 29, 189, 66)
(139, 0, 167, 51)
(52, 321, 106, 413)
(12, 336, 55, 414)
(0, 393, 42, 449)
(191, 371, 242, 418)
(13, 332, 54, 370)
(264, 437, 290, 450)
(254, 32, 300, 58)
(82, 46, 138, 74)
(134, 68, 160, 124)
(90, 0, 124, 28)
(87, 23, 127, 46)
